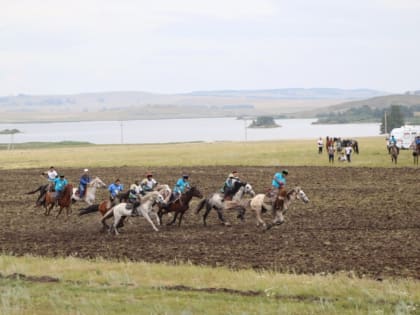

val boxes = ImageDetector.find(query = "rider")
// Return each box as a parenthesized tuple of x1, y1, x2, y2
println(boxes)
(108, 179, 124, 202)
(128, 180, 142, 216)
(171, 174, 191, 202)
(272, 169, 288, 195)
(54, 174, 68, 201)
(79, 169, 91, 198)
(42, 166, 58, 182)
(221, 170, 241, 198)
(141, 173, 158, 193)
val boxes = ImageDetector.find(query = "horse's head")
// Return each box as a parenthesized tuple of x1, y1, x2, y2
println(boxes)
(90, 177, 106, 188)
(294, 187, 309, 203)
(244, 183, 256, 197)
(189, 186, 203, 199)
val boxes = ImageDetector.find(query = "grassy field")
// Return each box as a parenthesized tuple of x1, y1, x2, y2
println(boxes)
(1, 137, 419, 314)
(0, 136, 417, 170)
(1, 255, 419, 315)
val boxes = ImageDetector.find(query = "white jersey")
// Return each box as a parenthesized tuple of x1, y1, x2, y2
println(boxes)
(47, 169, 58, 181)
(142, 178, 157, 190)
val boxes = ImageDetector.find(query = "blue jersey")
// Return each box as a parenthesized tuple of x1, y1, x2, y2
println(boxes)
(108, 183, 124, 198)
(54, 178, 68, 192)
(272, 172, 286, 189)
(173, 178, 190, 194)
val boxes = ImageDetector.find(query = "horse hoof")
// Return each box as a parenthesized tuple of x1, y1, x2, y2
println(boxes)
(224, 222, 232, 227)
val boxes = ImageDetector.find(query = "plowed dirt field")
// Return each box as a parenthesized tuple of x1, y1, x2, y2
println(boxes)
(1, 166, 419, 279)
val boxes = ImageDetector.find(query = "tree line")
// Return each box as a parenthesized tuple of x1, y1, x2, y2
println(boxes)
(316, 105, 420, 133)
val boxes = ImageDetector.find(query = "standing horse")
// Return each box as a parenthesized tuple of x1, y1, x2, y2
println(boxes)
(412, 143, 420, 166)
(157, 186, 203, 226)
(101, 191, 165, 234)
(249, 186, 309, 230)
(71, 177, 106, 205)
(389, 145, 399, 164)
(195, 182, 255, 226)
(44, 184, 73, 217)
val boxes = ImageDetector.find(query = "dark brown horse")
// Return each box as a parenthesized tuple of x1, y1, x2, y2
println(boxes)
(158, 186, 203, 226)
(44, 184, 73, 217)
(413, 143, 420, 166)
(389, 144, 399, 164)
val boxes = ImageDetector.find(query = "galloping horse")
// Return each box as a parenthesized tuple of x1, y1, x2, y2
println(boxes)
(249, 186, 309, 230)
(389, 144, 399, 164)
(157, 186, 203, 226)
(101, 191, 165, 235)
(195, 182, 255, 226)
(44, 184, 73, 217)
(72, 177, 106, 205)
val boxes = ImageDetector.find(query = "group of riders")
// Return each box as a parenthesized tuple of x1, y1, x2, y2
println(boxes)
(39, 166, 290, 209)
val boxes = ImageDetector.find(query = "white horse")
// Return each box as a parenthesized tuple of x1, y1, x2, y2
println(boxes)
(101, 191, 165, 235)
(195, 182, 255, 226)
(249, 186, 309, 230)
(72, 177, 106, 205)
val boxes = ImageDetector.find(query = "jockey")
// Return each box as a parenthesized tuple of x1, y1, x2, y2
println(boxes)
(221, 171, 240, 196)
(79, 169, 91, 198)
(172, 174, 190, 201)
(141, 173, 158, 193)
(54, 174, 68, 200)
(108, 179, 124, 202)
(41, 166, 58, 192)
(272, 169, 288, 193)
(129, 180, 143, 201)
(129, 180, 142, 216)
(416, 136, 420, 146)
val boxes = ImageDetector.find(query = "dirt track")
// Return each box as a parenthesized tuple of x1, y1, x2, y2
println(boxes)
(1, 166, 419, 280)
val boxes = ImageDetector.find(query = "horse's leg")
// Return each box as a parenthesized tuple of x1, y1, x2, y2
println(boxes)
(202, 202, 212, 226)
(177, 210, 186, 226)
(272, 210, 285, 226)
(167, 210, 178, 226)
(56, 206, 63, 218)
(255, 207, 266, 229)
(139, 208, 159, 231)
(216, 207, 230, 226)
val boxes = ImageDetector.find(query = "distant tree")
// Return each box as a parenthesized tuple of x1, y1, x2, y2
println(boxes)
(380, 105, 405, 134)
(0, 128, 21, 134)
(248, 116, 279, 128)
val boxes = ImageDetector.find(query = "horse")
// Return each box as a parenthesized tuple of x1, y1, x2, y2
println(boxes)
(101, 191, 165, 235)
(71, 177, 106, 205)
(157, 186, 203, 226)
(26, 183, 50, 207)
(195, 182, 255, 226)
(43, 184, 73, 217)
(412, 143, 420, 166)
(389, 144, 399, 164)
(249, 186, 309, 230)
(342, 139, 359, 154)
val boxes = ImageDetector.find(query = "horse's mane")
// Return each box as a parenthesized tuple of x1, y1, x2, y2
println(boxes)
(59, 184, 73, 206)
(141, 190, 159, 201)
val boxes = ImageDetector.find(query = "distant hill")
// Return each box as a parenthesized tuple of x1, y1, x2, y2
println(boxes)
(0, 88, 392, 123)
(297, 94, 420, 117)
(190, 88, 388, 99)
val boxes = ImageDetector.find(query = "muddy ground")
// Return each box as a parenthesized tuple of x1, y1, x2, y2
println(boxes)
(1, 166, 419, 280)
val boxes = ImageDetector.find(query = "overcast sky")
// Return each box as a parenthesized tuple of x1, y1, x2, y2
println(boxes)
(1, 0, 419, 96)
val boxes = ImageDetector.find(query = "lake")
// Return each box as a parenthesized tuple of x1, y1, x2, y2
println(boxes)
(0, 118, 381, 144)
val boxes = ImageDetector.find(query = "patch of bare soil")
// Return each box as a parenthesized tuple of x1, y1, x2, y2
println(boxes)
(1, 166, 419, 280)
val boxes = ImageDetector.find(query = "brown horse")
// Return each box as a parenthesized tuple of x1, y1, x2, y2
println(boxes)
(389, 145, 399, 164)
(157, 186, 203, 226)
(413, 143, 420, 166)
(44, 184, 73, 217)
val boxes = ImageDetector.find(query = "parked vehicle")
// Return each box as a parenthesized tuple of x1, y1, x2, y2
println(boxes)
(388, 126, 420, 149)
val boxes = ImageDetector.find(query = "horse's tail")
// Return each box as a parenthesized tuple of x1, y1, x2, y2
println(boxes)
(195, 198, 207, 214)
(79, 204, 99, 216)
(26, 184, 47, 195)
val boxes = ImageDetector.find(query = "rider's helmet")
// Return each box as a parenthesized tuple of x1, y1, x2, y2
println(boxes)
(182, 174, 189, 179)
(84, 168, 89, 172)
(146, 173, 153, 177)
(282, 169, 289, 175)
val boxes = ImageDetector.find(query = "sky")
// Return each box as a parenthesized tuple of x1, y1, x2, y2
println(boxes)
(1, 0, 420, 96)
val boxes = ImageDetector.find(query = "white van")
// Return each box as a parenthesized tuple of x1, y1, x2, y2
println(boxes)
(390, 126, 420, 149)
